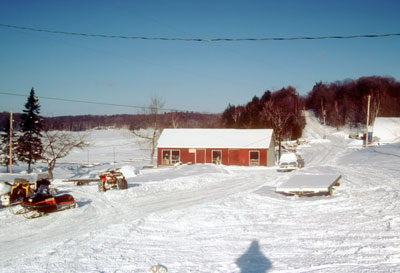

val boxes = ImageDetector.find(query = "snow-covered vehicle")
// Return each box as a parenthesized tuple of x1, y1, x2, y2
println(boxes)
(278, 153, 305, 172)
(19, 185, 77, 219)
(98, 169, 128, 192)
(1, 174, 57, 208)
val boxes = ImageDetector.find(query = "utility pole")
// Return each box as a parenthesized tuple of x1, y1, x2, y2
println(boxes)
(321, 99, 326, 139)
(9, 111, 13, 173)
(365, 95, 371, 148)
(113, 146, 116, 165)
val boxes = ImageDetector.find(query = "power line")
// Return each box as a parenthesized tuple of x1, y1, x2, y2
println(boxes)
(0, 91, 182, 112)
(1, 23, 399, 42)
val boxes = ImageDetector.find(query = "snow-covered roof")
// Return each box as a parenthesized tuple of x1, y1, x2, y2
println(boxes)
(276, 174, 341, 195)
(373, 117, 400, 143)
(157, 129, 274, 149)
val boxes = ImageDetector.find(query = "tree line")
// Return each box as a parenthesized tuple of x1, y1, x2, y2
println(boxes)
(0, 112, 221, 132)
(3, 76, 398, 137)
(305, 76, 400, 129)
(222, 76, 400, 139)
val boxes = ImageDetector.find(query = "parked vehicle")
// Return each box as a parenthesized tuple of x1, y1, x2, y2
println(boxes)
(1, 173, 56, 208)
(98, 169, 128, 192)
(20, 184, 76, 219)
(278, 153, 305, 172)
(296, 138, 308, 145)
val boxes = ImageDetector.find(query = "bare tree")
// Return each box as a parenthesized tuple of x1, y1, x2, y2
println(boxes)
(131, 95, 165, 166)
(232, 106, 245, 127)
(221, 104, 246, 128)
(170, 111, 180, 128)
(41, 130, 88, 179)
(370, 92, 381, 126)
(0, 116, 19, 172)
(262, 100, 294, 159)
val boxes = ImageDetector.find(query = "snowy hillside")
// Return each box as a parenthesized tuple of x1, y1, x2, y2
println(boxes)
(1, 118, 400, 272)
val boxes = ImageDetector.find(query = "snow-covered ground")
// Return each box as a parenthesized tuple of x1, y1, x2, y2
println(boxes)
(1, 114, 400, 273)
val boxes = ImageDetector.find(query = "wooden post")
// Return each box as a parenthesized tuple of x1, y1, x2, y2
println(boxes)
(321, 99, 326, 139)
(365, 95, 371, 148)
(9, 110, 13, 173)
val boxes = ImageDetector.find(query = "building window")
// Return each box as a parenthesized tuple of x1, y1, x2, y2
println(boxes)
(162, 150, 180, 165)
(212, 150, 222, 164)
(171, 150, 180, 164)
(249, 151, 260, 166)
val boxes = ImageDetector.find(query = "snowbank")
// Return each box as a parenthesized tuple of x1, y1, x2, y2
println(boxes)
(373, 117, 400, 143)
(119, 165, 140, 178)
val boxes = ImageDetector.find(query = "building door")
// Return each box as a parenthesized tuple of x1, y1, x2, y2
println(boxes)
(162, 150, 171, 165)
(196, 149, 206, 164)
(212, 150, 222, 164)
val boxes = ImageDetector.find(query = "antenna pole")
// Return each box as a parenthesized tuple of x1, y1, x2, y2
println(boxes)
(365, 95, 371, 148)
(9, 111, 13, 173)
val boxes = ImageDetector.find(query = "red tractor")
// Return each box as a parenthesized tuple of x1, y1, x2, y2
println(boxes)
(98, 169, 128, 192)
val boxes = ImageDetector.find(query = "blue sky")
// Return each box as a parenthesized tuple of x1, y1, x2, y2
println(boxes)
(0, 0, 399, 116)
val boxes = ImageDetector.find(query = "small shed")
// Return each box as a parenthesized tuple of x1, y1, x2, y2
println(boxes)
(157, 129, 275, 167)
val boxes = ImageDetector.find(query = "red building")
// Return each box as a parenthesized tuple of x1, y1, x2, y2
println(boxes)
(157, 129, 275, 167)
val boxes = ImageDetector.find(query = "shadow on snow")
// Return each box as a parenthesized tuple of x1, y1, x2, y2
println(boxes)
(236, 240, 272, 273)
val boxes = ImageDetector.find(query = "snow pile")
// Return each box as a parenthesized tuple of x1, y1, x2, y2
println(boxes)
(373, 117, 400, 143)
(119, 165, 140, 178)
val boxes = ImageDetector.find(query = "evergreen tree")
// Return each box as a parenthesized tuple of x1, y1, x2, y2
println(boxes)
(0, 117, 18, 172)
(17, 88, 43, 173)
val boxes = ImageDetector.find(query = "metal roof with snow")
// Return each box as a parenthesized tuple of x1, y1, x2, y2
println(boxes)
(157, 128, 274, 149)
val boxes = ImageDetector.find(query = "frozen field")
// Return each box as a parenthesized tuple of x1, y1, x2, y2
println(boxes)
(1, 115, 400, 272)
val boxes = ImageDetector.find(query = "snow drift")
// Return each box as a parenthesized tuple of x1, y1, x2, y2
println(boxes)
(373, 117, 400, 143)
